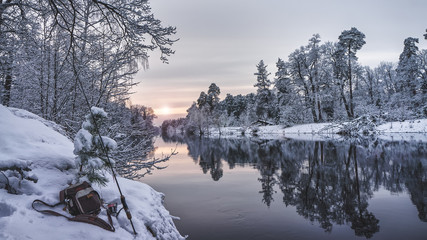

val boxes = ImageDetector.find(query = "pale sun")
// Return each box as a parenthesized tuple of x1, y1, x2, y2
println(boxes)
(159, 106, 171, 115)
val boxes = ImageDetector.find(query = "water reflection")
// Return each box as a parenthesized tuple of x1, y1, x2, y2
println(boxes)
(162, 135, 427, 238)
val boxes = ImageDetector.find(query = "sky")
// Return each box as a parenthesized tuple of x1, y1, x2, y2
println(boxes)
(132, 0, 427, 125)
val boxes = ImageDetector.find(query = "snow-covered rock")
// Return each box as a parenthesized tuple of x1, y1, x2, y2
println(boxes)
(0, 104, 184, 240)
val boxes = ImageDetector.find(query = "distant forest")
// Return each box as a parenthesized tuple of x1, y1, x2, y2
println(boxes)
(162, 28, 427, 136)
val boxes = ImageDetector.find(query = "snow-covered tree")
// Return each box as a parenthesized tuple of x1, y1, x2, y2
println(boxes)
(254, 60, 272, 91)
(207, 83, 221, 110)
(197, 91, 208, 108)
(396, 37, 419, 97)
(74, 107, 117, 185)
(185, 102, 207, 136)
(306, 34, 324, 122)
(336, 27, 366, 119)
(0, 0, 36, 107)
(275, 58, 292, 105)
(275, 58, 295, 125)
(375, 62, 397, 99)
(254, 60, 275, 122)
(187, 83, 223, 134)
(417, 50, 427, 116)
(224, 93, 247, 124)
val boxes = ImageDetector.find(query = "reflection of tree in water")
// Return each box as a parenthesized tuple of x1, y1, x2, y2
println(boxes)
(343, 144, 379, 238)
(366, 141, 427, 223)
(184, 137, 226, 181)
(200, 149, 223, 181)
(404, 160, 427, 222)
(256, 140, 280, 207)
(166, 135, 427, 238)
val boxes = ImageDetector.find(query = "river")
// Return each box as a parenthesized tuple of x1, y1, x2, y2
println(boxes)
(140, 136, 427, 240)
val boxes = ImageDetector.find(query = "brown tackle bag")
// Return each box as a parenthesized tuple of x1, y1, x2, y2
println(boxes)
(32, 181, 115, 232)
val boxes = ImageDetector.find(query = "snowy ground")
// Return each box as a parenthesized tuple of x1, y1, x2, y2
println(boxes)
(0, 105, 184, 240)
(210, 119, 427, 142)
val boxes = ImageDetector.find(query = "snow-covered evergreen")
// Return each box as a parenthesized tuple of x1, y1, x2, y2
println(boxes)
(74, 107, 117, 185)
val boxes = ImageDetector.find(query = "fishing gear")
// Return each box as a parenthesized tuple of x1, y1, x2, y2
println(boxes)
(73, 59, 137, 235)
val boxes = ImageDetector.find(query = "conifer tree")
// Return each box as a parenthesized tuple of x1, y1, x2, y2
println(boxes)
(396, 37, 419, 96)
(74, 107, 117, 185)
(254, 60, 275, 122)
(337, 27, 366, 119)
(207, 83, 221, 110)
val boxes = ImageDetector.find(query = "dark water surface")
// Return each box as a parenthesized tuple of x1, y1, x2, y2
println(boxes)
(140, 136, 427, 240)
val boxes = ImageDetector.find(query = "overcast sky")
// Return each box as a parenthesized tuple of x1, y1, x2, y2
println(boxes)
(132, 0, 427, 125)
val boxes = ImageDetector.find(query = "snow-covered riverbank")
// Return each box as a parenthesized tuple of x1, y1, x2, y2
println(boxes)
(208, 119, 427, 142)
(0, 105, 184, 240)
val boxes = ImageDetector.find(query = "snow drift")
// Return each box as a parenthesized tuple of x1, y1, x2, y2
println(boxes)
(0, 104, 184, 240)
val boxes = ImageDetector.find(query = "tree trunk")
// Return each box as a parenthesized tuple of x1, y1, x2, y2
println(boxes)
(309, 77, 318, 123)
(52, 47, 58, 121)
(340, 84, 352, 119)
(317, 97, 322, 122)
(45, 44, 51, 119)
(348, 46, 354, 119)
(3, 73, 12, 106)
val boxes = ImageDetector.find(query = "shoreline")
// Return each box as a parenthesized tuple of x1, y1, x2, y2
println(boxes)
(202, 119, 427, 142)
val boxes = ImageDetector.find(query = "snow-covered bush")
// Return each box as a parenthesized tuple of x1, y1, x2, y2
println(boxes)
(0, 164, 38, 195)
(337, 115, 384, 137)
(74, 107, 117, 185)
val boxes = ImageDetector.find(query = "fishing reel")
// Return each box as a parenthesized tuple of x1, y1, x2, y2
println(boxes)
(106, 202, 118, 216)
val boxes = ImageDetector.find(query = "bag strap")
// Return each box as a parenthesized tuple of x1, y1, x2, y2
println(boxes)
(70, 214, 115, 232)
(32, 199, 115, 232)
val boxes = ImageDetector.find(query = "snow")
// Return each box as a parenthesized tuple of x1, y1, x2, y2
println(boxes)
(0, 105, 184, 240)
(88, 157, 104, 169)
(375, 119, 427, 142)
(81, 107, 109, 132)
(0, 105, 74, 170)
(74, 129, 93, 153)
(99, 136, 118, 150)
(376, 119, 427, 133)
(90, 106, 108, 118)
(208, 119, 427, 142)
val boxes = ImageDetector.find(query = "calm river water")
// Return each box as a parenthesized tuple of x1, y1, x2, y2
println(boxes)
(141, 136, 427, 240)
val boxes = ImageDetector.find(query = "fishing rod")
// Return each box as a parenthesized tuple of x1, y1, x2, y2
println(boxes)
(73, 60, 137, 235)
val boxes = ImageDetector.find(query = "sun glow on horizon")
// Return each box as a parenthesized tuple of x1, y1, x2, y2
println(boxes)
(157, 106, 171, 116)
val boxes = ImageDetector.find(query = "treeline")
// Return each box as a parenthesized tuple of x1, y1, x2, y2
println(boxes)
(0, 1, 175, 165)
(163, 28, 427, 136)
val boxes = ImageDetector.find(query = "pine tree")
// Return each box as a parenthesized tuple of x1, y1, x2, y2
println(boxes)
(74, 107, 117, 185)
(197, 91, 207, 108)
(393, 37, 422, 117)
(254, 60, 275, 122)
(337, 27, 366, 119)
(254, 60, 272, 91)
(396, 37, 419, 96)
(207, 83, 221, 110)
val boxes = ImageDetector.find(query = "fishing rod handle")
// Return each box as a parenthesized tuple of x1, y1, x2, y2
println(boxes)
(120, 195, 132, 220)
